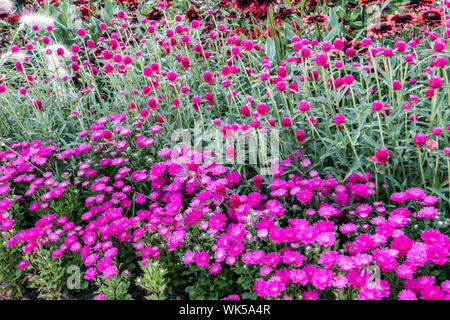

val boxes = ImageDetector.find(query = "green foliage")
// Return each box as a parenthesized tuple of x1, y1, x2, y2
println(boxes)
(0, 231, 27, 298)
(136, 260, 168, 300)
(97, 271, 133, 300)
(22, 249, 82, 299)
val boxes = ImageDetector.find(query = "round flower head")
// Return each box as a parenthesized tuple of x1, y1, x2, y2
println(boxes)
(333, 114, 345, 125)
(257, 103, 268, 115)
(413, 133, 426, 146)
(371, 100, 383, 111)
(392, 80, 402, 90)
(298, 100, 310, 112)
(102, 130, 113, 141)
(431, 127, 442, 135)
(167, 70, 177, 81)
(428, 76, 442, 89)
(281, 117, 291, 127)
(373, 147, 389, 164)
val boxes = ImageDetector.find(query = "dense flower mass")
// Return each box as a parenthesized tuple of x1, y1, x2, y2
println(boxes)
(0, 115, 448, 300)
(0, 0, 448, 300)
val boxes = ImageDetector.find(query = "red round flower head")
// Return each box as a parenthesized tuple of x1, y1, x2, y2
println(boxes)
(257, 103, 268, 115)
(333, 38, 344, 50)
(333, 114, 345, 125)
(140, 108, 149, 117)
(296, 129, 306, 142)
(250, 118, 260, 128)
(275, 81, 286, 92)
(191, 20, 200, 28)
(281, 117, 291, 127)
(298, 100, 310, 112)
(431, 127, 442, 135)
(147, 97, 158, 110)
(428, 76, 442, 89)
(374, 147, 389, 164)
(392, 80, 402, 90)
(371, 100, 383, 111)
(143, 66, 152, 76)
(229, 193, 241, 208)
(240, 105, 250, 117)
(253, 175, 263, 188)
(102, 130, 113, 141)
(167, 70, 177, 81)
(413, 133, 426, 146)
(343, 75, 354, 85)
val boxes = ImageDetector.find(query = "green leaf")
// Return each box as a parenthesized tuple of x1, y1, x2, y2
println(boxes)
(324, 23, 342, 41)
(265, 38, 276, 62)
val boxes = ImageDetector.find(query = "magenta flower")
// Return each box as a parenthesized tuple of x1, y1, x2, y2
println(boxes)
(297, 100, 310, 112)
(413, 133, 427, 145)
(371, 147, 389, 164)
(333, 114, 345, 125)
(428, 76, 442, 89)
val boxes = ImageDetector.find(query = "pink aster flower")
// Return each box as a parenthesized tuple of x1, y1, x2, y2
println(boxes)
(339, 223, 358, 234)
(289, 269, 308, 285)
(208, 263, 221, 275)
(426, 244, 449, 265)
(311, 269, 334, 290)
(84, 267, 98, 280)
(265, 278, 285, 297)
(357, 285, 382, 300)
(318, 251, 340, 269)
(416, 206, 439, 219)
(421, 285, 444, 300)
(102, 265, 118, 278)
(195, 250, 209, 268)
(405, 187, 426, 200)
(18, 260, 28, 270)
(316, 232, 336, 247)
(406, 242, 428, 267)
(302, 289, 319, 300)
(396, 263, 416, 280)
(398, 289, 417, 300)
(332, 275, 348, 289)
(421, 229, 445, 245)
